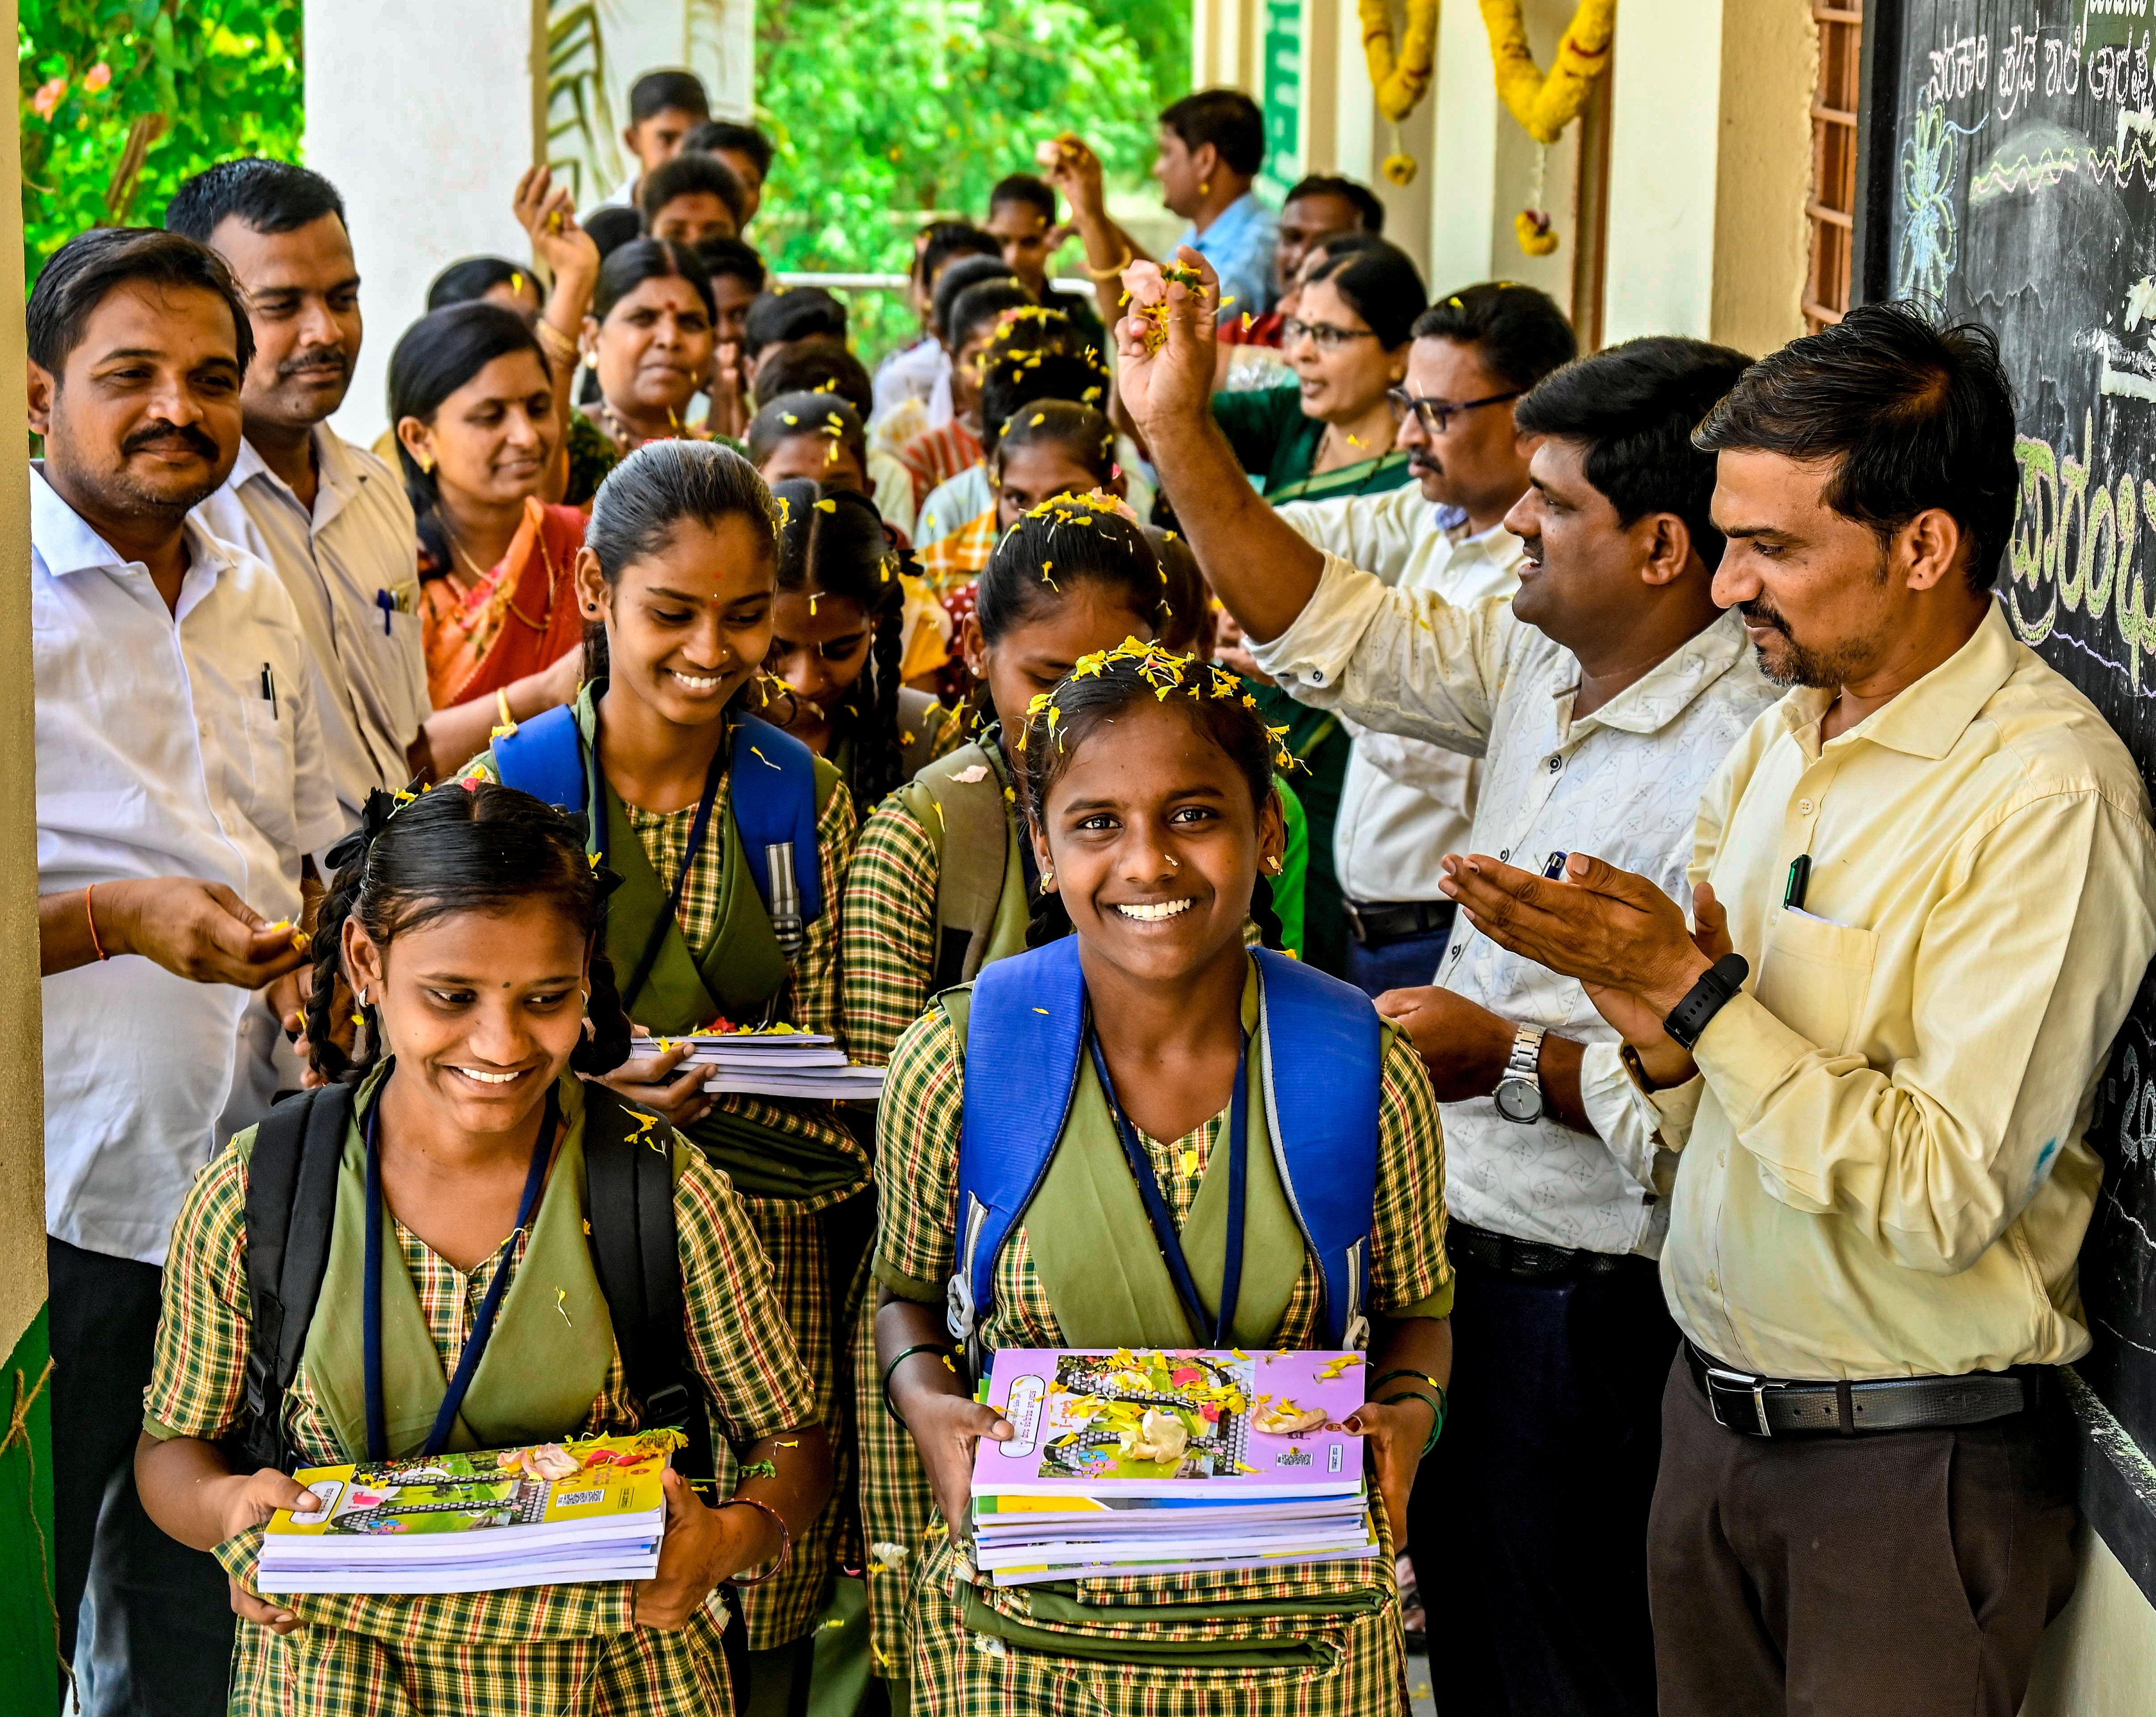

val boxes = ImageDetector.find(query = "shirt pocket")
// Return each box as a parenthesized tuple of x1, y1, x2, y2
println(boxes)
(1752, 910, 1878, 1056)
(237, 694, 301, 853)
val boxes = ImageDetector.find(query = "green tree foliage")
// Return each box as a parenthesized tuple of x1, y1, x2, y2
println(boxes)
(754, 0, 1184, 355)
(20, 0, 302, 284)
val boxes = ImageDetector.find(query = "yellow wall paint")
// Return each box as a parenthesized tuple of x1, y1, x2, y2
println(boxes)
(0, 0, 44, 1361)
(1708, 0, 1812, 357)
(2023, 1530, 2156, 1715)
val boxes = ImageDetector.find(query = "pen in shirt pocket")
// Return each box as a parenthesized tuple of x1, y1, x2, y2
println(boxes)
(260, 663, 278, 721)
(1541, 851, 1570, 880)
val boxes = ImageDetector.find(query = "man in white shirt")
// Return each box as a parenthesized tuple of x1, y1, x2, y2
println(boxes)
(585, 67, 709, 213)
(27, 227, 340, 1716)
(1268, 283, 1579, 996)
(170, 159, 432, 841)
(1115, 266, 1777, 1715)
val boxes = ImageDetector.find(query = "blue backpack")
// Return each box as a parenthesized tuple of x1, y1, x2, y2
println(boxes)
(946, 936, 1382, 1361)
(494, 705, 824, 942)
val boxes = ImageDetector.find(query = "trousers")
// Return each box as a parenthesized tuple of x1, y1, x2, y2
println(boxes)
(50, 1236, 233, 1717)
(1409, 1249, 1674, 1716)
(1649, 1349, 2079, 1716)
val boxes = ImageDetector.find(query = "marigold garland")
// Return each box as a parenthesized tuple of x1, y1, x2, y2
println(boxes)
(1481, 0, 1616, 145)
(1358, 0, 1439, 125)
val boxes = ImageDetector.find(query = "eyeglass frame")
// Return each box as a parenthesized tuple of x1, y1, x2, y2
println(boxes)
(1280, 316, 1383, 353)
(1387, 386, 1524, 435)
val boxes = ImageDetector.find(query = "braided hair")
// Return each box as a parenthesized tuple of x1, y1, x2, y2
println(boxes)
(767, 476, 909, 808)
(305, 782, 632, 1086)
(1014, 638, 1294, 953)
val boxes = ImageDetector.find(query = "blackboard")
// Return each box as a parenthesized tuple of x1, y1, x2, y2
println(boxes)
(1860, 0, 2156, 1601)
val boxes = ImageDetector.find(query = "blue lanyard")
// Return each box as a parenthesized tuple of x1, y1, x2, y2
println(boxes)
(1085, 1026, 1250, 1348)
(363, 1074, 560, 1461)
(588, 699, 724, 1012)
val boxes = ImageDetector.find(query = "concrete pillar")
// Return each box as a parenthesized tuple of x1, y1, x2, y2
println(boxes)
(0, 0, 53, 1700)
(305, 0, 549, 444)
(1602, 0, 1812, 355)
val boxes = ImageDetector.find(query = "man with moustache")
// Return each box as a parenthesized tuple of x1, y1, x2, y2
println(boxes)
(1436, 305, 2156, 1717)
(1268, 282, 1576, 996)
(1111, 254, 1778, 1715)
(171, 159, 433, 840)
(30, 227, 339, 1714)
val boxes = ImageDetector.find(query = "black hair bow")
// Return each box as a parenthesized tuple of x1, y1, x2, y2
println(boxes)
(325, 788, 402, 873)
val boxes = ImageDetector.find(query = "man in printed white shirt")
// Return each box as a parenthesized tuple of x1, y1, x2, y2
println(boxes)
(28, 228, 339, 1715)
(1267, 283, 1577, 995)
(1116, 263, 1775, 1717)
(173, 159, 432, 844)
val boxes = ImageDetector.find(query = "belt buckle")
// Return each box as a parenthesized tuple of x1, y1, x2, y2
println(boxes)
(1704, 1365, 1774, 1437)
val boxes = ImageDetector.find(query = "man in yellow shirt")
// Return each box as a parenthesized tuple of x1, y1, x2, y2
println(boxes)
(1439, 303, 2156, 1716)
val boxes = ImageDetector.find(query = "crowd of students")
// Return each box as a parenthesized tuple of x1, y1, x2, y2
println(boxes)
(26, 58, 2153, 1717)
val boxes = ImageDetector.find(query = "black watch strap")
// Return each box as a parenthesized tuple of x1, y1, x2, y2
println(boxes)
(1662, 953, 1751, 1050)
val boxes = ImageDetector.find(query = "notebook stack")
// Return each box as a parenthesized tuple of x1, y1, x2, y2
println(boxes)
(633, 1025, 887, 1101)
(969, 1348, 1379, 1587)
(257, 1432, 676, 1595)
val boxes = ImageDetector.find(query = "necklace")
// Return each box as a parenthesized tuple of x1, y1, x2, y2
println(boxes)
(597, 401, 660, 453)
(444, 515, 560, 636)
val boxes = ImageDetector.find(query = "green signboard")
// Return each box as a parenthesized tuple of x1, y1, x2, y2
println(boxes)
(1259, 0, 1303, 201)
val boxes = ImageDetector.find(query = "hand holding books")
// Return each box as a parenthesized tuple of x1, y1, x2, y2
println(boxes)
(883, 1340, 1014, 1536)
(632, 1468, 777, 1630)
(218, 1464, 318, 1635)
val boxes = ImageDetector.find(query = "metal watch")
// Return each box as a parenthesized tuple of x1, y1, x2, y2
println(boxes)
(1492, 1023, 1547, 1124)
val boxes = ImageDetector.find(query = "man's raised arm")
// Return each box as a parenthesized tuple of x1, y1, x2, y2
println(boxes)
(1114, 250, 1324, 642)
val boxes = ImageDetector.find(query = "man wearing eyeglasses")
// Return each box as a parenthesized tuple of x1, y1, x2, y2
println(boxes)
(1116, 254, 1781, 1717)
(1267, 282, 1577, 1000)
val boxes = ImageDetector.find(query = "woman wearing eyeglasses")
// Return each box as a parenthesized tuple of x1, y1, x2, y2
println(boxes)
(1209, 238, 1428, 505)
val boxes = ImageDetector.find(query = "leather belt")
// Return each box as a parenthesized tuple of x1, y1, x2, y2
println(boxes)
(1447, 1219, 1629, 1281)
(1684, 1342, 2043, 1438)
(1342, 897, 1453, 947)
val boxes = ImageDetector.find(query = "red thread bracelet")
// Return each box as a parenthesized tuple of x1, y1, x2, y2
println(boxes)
(718, 1495, 792, 1587)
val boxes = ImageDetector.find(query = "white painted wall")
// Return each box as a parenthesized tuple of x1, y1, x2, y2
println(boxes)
(304, 0, 547, 444)
(1602, 0, 1722, 342)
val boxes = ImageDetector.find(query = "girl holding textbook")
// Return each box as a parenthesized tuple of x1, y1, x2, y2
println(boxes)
(136, 782, 830, 1716)
(462, 440, 863, 1704)
(873, 638, 1454, 1712)
(841, 497, 1167, 1703)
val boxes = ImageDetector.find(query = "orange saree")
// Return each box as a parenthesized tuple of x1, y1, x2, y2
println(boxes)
(418, 498, 588, 708)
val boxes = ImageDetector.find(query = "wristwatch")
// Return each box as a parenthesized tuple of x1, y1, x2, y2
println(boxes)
(1492, 1023, 1547, 1124)
(1662, 953, 1751, 1050)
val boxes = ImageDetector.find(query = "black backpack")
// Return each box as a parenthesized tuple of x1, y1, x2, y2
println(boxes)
(232, 1080, 715, 1484)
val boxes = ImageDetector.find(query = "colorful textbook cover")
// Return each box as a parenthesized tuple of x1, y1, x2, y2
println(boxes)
(971, 1348, 1371, 1499)
(258, 1430, 677, 1594)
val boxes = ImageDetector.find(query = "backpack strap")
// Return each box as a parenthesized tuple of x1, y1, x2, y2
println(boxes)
(895, 687, 948, 781)
(491, 703, 590, 815)
(1250, 947, 1382, 1349)
(728, 712, 824, 955)
(897, 739, 1015, 992)
(237, 1084, 355, 1472)
(581, 1083, 715, 1483)
(947, 938, 1088, 1371)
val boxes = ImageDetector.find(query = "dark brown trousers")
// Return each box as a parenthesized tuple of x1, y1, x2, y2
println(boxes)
(1648, 1351, 2079, 1717)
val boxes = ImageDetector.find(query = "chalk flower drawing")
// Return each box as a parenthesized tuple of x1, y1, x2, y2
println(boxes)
(1899, 105, 1959, 300)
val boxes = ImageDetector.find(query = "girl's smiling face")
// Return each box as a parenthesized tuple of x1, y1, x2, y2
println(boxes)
(1031, 696, 1283, 987)
(344, 896, 588, 1137)
(579, 513, 775, 728)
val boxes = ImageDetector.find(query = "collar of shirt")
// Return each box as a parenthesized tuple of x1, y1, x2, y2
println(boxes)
(1773, 602, 2019, 764)
(228, 425, 365, 536)
(1182, 189, 1268, 250)
(1552, 608, 1753, 743)
(32, 463, 239, 605)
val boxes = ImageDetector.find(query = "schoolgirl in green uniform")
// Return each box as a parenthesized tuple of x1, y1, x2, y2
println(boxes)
(461, 440, 862, 1702)
(760, 477, 965, 806)
(875, 640, 1454, 1714)
(136, 782, 830, 1717)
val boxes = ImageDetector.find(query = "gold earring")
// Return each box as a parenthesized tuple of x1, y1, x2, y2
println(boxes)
(1041, 867, 1057, 889)
(1264, 856, 1284, 876)
(416, 454, 434, 474)
(1199, 180, 1211, 196)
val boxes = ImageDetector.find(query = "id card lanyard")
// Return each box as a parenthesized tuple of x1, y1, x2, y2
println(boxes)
(363, 1076, 561, 1461)
(588, 704, 725, 1011)
(1085, 1026, 1250, 1348)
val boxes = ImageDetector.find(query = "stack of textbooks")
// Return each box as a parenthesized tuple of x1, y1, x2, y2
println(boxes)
(969, 1348, 1379, 1587)
(633, 1025, 887, 1101)
(257, 1432, 676, 1596)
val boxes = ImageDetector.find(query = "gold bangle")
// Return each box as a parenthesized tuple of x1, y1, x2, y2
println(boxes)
(493, 687, 518, 738)
(1083, 247, 1134, 280)
(534, 319, 580, 363)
